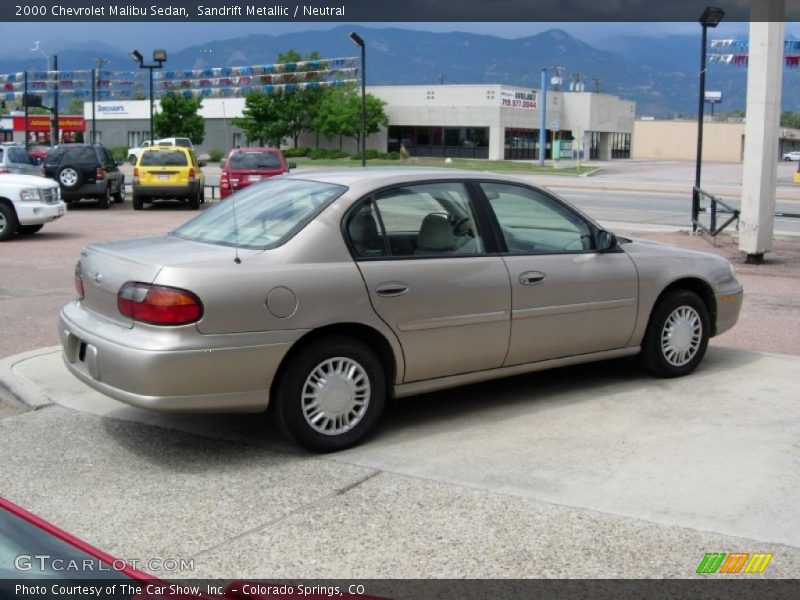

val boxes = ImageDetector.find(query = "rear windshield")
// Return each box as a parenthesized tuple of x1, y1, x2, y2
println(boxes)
(172, 139, 192, 147)
(229, 152, 282, 169)
(172, 178, 346, 250)
(141, 150, 188, 166)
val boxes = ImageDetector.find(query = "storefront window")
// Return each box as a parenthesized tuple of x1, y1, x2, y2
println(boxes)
(388, 125, 489, 158)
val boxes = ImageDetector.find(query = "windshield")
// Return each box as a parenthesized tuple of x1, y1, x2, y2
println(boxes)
(140, 150, 188, 167)
(229, 151, 282, 169)
(172, 178, 346, 250)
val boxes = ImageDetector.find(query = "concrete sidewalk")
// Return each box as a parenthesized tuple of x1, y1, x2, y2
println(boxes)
(1, 345, 799, 579)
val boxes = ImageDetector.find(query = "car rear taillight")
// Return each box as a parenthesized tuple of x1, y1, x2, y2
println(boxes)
(0, 167, 8, 174)
(74, 263, 84, 300)
(188, 168, 196, 179)
(133, 167, 139, 182)
(117, 282, 203, 326)
(220, 170, 229, 190)
(96, 166, 105, 181)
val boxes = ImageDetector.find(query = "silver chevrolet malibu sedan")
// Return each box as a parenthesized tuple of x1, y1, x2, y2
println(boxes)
(60, 169, 743, 451)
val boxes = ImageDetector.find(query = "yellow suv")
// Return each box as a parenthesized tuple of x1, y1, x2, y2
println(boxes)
(132, 145, 206, 210)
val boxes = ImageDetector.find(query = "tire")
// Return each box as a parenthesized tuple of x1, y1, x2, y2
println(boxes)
(113, 178, 125, 203)
(189, 189, 200, 210)
(200, 188, 206, 204)
(640, 289, 710, 378)
(58, 165, 83, 190)
(0, 203, 20, 241)
(129, 155, 137, 166)
(97, 185, 111, 209)
(18, 224, 43, 235)
(272, 335, 386, 452)
(132, 194, 144, 210)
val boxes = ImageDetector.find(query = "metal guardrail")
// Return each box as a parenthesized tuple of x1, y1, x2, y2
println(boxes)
(693, 186, 740, 237)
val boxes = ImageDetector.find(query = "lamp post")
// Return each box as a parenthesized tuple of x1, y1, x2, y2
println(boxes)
(693, 6, 725, 233)
(129, 49, 167, 145)
(31, 41, 58, 145)
(349, 31, 366, 167)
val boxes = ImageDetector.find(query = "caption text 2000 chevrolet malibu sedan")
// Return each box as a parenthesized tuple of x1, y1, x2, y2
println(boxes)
(60, 168, 743, 451)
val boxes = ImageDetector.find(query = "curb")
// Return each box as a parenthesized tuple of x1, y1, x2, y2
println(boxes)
(0, 346, 61, 410)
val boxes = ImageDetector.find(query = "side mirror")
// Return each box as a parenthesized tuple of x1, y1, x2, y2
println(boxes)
(287, 162, 297, 170)
(596, 229, 618, 252)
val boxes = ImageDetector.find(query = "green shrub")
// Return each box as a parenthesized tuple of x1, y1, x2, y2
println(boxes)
(349, 149, 383, 161)
(385, 152, 401, 160)
(109, 147, 128, 162)
(283, 147, 311, 158)
(208, 148, 225, 162)
(310, 148, 350, 159)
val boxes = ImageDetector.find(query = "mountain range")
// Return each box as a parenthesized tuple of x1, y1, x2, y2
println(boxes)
(0, 25, 795, 118)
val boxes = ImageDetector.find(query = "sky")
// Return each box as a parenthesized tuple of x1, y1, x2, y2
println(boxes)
(2, 21, 796, 55)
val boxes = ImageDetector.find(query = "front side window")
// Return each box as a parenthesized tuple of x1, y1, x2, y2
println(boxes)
(481, 182, 594, 253)
(172, 178, 345, 250)
(348, 182, 484, 258)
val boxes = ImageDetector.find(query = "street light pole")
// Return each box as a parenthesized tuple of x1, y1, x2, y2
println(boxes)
(349, 32, 366, 167)
(538, 67, 547, 166)
(129, 49, 167, 145)
(693, 6, 725, 232)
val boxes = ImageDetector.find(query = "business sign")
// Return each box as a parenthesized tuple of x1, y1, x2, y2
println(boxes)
(97, 104, 128, 115)
(12, 116, 85, 132)
(500, 90, 537, 110)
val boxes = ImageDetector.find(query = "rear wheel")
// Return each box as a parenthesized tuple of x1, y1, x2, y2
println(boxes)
(97, 185, 111, 209)
(132, 194, 144, 210)
(18, 224, 43, 235)
(272, 336, 386, 452)
(0, 203, 20, 241)
(113, 178, 125, 203)
(640, 290, 710, 378)
(189, 188, 200, 210)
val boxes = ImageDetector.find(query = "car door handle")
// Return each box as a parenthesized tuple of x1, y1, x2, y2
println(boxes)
(375, 282, 409, 297)
(519, 272, 546, 286)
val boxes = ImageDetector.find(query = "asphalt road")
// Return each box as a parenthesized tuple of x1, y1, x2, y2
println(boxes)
(556, 188, 800, 237)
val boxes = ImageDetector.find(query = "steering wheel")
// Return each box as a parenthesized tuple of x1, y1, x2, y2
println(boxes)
(451, 216, 472, 236)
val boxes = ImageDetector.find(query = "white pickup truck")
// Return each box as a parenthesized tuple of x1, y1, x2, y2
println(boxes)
(0, 174, 67, 241)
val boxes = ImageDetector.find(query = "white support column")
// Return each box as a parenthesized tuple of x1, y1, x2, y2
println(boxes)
(739, 0, 785, 262)
(489, 125, 504, 161)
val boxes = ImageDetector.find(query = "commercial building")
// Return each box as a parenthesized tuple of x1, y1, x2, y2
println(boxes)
(632, 119, 800, 163)
(78, 84, 636, 161)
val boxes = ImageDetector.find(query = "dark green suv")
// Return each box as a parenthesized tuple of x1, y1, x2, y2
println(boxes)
(44, 144, 124, 208)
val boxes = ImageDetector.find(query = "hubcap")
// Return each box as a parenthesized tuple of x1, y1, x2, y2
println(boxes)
(661, 306, 702, 367)
(302, 357, 370, 436)
(0, 213, 6, 232)
(60, 169, 78, 186)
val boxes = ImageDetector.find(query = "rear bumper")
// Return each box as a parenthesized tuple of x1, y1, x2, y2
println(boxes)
(59, 302, 308, 413)
(15, 200, 66, 225)
(133, 181, 200, 199)
(61, 178, 121, 200)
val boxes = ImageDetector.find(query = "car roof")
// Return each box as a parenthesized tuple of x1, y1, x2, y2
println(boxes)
(231, 147, 282, 153)
(283, 167, 530, 188)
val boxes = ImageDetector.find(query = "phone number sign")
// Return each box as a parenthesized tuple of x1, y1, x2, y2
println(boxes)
(500, 90, 537, 110)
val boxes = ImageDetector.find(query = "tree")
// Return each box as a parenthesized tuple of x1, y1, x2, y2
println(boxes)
(153, 94, 205, 144)
(276, 49, 324, 148)
(781, 111, 800, 129)
(66, 98, 84, 115)
(232, 91, 288, 146)
(311, 85, 388, 150)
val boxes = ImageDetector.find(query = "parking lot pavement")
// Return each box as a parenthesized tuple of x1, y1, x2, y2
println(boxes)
(1, 345, 799, 578)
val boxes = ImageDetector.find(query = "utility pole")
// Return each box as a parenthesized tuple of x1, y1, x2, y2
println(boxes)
(92, 57, 108, 144)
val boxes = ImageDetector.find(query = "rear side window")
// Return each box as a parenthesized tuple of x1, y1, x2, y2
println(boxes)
(73, 147, 97, 164)
(229, 152, 282, 169)
(141, 150, 188, 166)
(46, 148, 65, 164)
(8, 147, 33, 165)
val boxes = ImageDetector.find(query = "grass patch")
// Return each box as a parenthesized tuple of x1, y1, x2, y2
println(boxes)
(291, 156, 595, 175)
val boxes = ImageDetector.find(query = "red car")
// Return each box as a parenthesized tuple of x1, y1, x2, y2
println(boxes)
(27, 144, 51, 165)
(219, 147, 294, 199)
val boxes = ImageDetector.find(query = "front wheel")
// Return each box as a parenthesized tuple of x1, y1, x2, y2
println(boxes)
(18, 224, 43, 235)
(0, 203, 20, 241)
(272, 336, 386, 452)
(640, 290, 710, 378)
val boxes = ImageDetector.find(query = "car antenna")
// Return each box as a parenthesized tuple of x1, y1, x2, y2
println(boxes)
(231, 191, 242, 264)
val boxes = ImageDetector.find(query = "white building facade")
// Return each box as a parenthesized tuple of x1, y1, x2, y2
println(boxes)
(84, 84, 635, 161)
